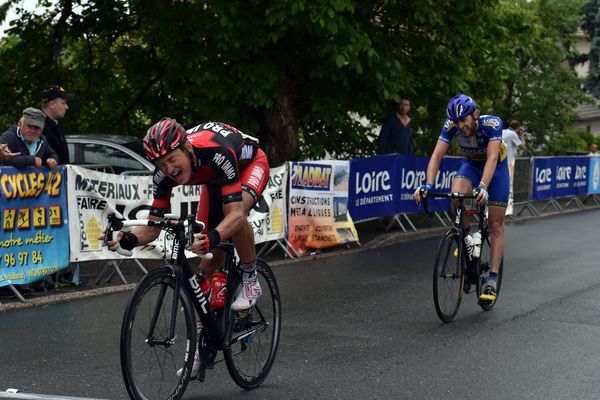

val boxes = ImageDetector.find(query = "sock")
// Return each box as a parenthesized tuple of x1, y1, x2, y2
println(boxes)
(489, 272, 498, 281)
(239, 260, 257, 281)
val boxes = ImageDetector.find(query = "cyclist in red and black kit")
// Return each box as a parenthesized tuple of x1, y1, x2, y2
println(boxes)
(104, 118, 269, 313)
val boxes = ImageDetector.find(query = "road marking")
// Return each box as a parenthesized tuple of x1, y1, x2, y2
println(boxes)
(0, 391, 110, 400)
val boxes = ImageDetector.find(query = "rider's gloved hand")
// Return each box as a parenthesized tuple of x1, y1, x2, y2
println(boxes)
(414, 183, 433, 203)
(195, 229, 221, 254)
(421, 183, 433, 194)
(474, 183, 489, 204)
(119, 231, 139, 251)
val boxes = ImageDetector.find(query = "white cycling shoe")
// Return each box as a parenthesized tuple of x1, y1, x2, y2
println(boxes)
(231, 279, 262, 311)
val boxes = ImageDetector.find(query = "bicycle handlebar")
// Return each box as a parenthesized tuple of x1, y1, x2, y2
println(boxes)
(419, 190, 482, 214)
(102, 213, 213, 259)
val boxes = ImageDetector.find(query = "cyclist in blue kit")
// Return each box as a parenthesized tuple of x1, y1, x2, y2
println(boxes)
(414, 94, 509, 302)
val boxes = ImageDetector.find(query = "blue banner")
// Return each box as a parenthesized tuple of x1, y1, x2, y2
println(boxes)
(531, 158, 555, 201)
(553, 156, 588, 198)
(589, 157, 600, 195)
(0, 166, 69, 287)
(401, 155, 462, 213)
(571, 157, 589, 196)
(348, 155, 463, 220)
(348, 155, 399, 220)
(532, 157, 590, 200)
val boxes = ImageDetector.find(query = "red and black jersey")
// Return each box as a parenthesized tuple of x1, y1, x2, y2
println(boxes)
(150, 122, 261, 216)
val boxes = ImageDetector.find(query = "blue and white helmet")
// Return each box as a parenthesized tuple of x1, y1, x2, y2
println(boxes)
(446, 94, 477, 122)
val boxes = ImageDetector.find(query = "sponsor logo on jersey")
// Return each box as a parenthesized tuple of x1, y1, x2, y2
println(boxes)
(247, 166, 265, 189)
(240, 144, 254, 161)
(202, 122, 233, 137)
(212, 153, 236, 180)
(482, 116, 501, 129)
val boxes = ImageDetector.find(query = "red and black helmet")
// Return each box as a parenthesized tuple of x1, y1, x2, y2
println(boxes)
(143, 117, 187, 161)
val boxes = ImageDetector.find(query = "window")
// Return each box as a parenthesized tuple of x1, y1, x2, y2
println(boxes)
(81, 143, 147, 174)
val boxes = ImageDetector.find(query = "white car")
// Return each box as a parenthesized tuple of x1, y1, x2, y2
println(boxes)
(66, 134, 154, 175)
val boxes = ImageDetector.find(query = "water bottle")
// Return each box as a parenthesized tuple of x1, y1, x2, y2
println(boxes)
(198, 274, 211, 297)
(464, 234, 474, 260)
(210, 271, 227, 309)
(472, 231, 482, 258)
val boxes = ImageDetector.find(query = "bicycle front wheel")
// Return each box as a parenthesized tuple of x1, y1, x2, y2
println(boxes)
(433, 230, 465, 322)
(224, 259, 281, 389)
(478, 236, 504, 311)
(120, 266, 196, 400)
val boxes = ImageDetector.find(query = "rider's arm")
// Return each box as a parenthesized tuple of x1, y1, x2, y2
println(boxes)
(426, 140, 450, 184)
(130, 218, 162, 244)
(215, 200, 246, 239)
(480, 140, 500, 188)
(101, 215, 162, 253)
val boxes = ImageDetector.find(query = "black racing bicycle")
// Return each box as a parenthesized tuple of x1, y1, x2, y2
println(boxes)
(422, 192, 504, 323)
(103, 213, 281, 400)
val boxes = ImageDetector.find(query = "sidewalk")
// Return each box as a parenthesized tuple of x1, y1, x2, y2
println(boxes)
(1, 197, 598, 313)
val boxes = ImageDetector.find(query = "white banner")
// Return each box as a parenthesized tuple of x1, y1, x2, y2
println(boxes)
(248, 164, 288, 244)
(67, 165, 200, 261)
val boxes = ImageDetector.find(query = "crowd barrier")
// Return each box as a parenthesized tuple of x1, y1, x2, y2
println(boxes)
(2, 154, 599, 301)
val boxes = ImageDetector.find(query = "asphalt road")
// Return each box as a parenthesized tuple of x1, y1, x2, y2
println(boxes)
(1, 208, 600, 400)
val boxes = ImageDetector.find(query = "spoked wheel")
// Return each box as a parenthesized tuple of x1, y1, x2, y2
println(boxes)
(120, 266, 196, 400)
(433, 230, 465, 323)
(477, 236, 503, 311)
(224, 259, 281, 389)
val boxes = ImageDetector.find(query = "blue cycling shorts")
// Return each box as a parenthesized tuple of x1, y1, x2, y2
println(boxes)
(455, 158, 509, 207)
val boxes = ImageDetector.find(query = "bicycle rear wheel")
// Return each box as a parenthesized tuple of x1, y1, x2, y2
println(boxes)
(224, 259, 281, 389)
(433, 230, 465, 322)
(478, 236, 504, 311)
(120, 266, 196, 400)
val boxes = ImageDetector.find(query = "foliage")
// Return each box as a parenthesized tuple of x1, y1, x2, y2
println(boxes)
(490, 0, 589, 155)
(549, 128, 594, 154)
(582, 0, 600, 98)
(0, 0, 592, 164)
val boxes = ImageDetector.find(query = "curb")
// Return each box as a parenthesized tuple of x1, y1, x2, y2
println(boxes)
(0, 284, 135, 314)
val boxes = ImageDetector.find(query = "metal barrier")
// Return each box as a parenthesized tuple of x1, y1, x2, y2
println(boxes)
(512, 157, 541, 217)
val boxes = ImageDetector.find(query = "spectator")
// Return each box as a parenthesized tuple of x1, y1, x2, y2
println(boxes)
(41, 85, 72, 164)
(589, 143, 599, 156)
(377, 98, 413, 155)
(0, 143, 19, 163)
(502, 120, 526, 215)
(0, 107, 59, 170)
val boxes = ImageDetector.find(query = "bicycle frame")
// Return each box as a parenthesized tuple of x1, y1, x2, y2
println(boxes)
(104, 214, 232, 350)
(424, 192, 488, 287)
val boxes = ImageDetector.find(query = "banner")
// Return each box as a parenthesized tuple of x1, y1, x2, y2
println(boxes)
(553, 156, 588, 198)
(532, 157, 589, 200)
(0, 166, 69, 287)
(588, 156, 600, 195)
(531, 157, 555, 201)
(348, 155, 399, 220)
(348, 155, 462, 220)
(248, 164, 288, 244)
(67, 165, 199, 261)
(287, 160, 358, 256)
(398, 155, 462, 213)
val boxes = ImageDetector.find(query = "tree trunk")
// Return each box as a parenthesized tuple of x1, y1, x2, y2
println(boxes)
(257, 77, 299, 167)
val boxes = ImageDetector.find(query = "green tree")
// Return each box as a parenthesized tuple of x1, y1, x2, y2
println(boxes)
(582, 0, 600, 98)
(0, 0, 590, 163)
(488, 0, 589, 154)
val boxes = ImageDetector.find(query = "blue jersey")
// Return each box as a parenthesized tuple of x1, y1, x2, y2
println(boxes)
(439, 114, 510, 207)
(438, 115, 506, 164)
